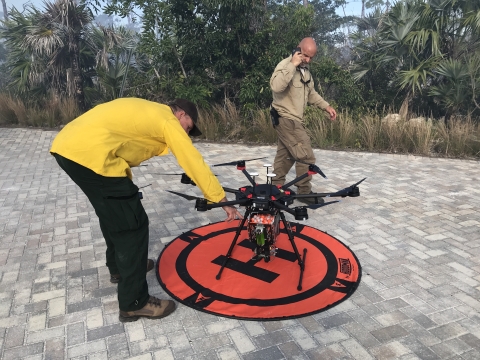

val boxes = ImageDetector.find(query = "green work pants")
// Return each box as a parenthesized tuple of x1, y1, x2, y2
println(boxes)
(272, 117, 316, 194)
(53, 154, 149, 311)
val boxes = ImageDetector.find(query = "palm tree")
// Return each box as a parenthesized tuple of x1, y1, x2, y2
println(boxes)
(87, 25, 139, 102)
(351, 0, 480, 117)
(1, 0, 93, 110)
(39, 0, 93, 110)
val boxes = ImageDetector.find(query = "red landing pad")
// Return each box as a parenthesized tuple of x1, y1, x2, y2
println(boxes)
(156, 221, 361, 320)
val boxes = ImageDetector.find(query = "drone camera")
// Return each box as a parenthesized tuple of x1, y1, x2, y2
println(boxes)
(195, 198, 208, 211)
(253, 199, 269, 210)
(294, 207, 309, 221)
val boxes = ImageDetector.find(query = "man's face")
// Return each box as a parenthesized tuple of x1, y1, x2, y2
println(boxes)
(177, 110, 194, 134)
(300, 47, 316, 66)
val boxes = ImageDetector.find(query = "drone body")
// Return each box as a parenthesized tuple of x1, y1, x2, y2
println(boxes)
(166, 157, 366, 291)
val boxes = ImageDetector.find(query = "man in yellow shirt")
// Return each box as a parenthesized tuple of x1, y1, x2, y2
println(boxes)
(50, 98, 242, 322)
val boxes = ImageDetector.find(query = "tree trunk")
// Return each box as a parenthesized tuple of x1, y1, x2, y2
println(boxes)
(303, 0, 308, 7)
(69, 33, 86, 111)
(2, 0, 8, 20)
(361, 0, 365, 18)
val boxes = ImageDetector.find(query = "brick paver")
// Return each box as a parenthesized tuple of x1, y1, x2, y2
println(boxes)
(0, 128, 479, 359)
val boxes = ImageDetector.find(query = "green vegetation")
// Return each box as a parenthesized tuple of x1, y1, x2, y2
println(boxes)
(0, 0, 479, 158)
(198, 104, 480, 158)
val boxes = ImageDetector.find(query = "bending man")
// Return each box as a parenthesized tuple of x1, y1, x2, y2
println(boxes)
(50, 98, 242, 322)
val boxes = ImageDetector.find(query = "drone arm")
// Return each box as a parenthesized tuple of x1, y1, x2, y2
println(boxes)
(291, 189, 350, 200)
(241, 169, 256, 186)
(201, 198, 250, 210)
(223, 187, 241, 194)
(271, 201, 296, 216)
(282, 173, 310, 190)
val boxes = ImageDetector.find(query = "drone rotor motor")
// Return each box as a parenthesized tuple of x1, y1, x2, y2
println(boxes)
(195, 198, 208, 211)
(349, 186, 360, 197)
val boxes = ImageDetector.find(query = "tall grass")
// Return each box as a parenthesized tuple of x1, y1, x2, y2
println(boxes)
(0, 94, 478, 158)
(0, 94, 80, 127)
(197, 101, 243, 141)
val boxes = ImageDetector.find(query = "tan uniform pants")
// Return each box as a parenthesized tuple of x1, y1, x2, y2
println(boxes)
(272, 117, 316, 194)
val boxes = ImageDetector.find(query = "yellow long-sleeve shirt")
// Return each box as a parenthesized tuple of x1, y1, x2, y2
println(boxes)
(50, 98, 225, 203)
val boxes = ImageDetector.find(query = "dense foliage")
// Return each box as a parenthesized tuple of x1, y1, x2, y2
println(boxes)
(351, 0, 480, 118)
(0, 0, 479, 122)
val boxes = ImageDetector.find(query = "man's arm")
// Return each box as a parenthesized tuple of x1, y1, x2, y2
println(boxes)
(270, 60, 297, 93)
(162, 120, 243, 221)
(308, 79, 337, 120)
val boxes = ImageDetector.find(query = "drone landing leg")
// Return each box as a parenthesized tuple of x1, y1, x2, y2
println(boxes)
(279, 211, 307, 291)
(216, 208, 251, 280)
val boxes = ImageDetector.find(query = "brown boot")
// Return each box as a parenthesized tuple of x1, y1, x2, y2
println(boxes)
(110, 259, 155, 284)
(119, 296, 176, 322)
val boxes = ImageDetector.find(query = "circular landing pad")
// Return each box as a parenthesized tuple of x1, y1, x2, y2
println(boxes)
(156, 221, 361, 320)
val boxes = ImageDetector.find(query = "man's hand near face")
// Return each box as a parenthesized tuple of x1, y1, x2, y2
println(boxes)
(290, 50, 303, 67)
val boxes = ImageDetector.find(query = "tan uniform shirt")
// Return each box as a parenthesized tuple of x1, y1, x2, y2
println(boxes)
(270, 55, 329, 123)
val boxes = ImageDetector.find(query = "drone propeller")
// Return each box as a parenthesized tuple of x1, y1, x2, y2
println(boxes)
(352, 177, 367, 187)
(286, 158, 327, 179)
(328, 177, 367, 197)
(304, 200, 340, 209)
(166, 190, 203, 201)
(223, 187, 241, 194)
(150, 173, 184, 175)
(212, 157, 267, 167)
(150, 173, 214, 187)
(150, 172, 219, 176)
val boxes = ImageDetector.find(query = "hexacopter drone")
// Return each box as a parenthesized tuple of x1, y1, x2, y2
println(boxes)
(166, 157, 365, 291)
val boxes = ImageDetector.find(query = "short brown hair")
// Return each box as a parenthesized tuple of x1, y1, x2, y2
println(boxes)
(168, 99, 202, 137)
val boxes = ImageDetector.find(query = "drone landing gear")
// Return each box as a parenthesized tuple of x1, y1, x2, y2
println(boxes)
(279, 211, 307, 291)
(216, 208, 307, 291)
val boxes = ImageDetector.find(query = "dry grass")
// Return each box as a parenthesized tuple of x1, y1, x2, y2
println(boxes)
(0, 94, 28, 125)
(403, 119, 434, 155)
(337, 112, 356, 148)
(381, 119, 406, 152)
(197, 100, 243, 141)
(434, 116, 480, 157)
(0, 94, 80, 127)
(1, 93, 478, 158)
(358, 114, 382, 151)
(248, 108, 277, 144)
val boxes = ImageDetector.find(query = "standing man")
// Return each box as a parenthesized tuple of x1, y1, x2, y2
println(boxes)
(270, 37, 336, 205)
(50, 97, 242, 322)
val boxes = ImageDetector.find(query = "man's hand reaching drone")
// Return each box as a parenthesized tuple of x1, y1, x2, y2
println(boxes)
(220, 197, 243, 222)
